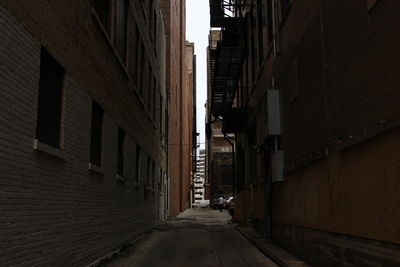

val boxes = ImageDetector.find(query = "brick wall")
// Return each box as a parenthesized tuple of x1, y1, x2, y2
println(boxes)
(160, 0, 191, 217)
(0, 1, 167, 265)
(228, 0, 400, 264)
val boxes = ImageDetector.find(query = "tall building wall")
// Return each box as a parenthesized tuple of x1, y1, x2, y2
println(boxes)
(209, 0, 400, 265)
(160, 0, 191, 217)
(0, 1, 167, 265)
(271, 1, 400, 265)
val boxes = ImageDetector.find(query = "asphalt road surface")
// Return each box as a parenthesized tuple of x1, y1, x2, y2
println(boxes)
(103, 208, 278, 267)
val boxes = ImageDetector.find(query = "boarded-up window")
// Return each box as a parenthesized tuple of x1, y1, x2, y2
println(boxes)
(36, 47, 65, 148)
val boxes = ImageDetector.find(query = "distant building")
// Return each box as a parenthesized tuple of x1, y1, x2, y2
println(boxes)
(193, 149, 206, 203)
(160, 0, 193, 217)
(206, 30, 235, 200)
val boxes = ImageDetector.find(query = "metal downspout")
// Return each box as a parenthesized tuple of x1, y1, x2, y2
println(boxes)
(224, 134, 235, 198)
(266, 0, 278, 239)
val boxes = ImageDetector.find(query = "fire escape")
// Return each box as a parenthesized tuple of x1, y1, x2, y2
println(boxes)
(209, 0, 246, 134)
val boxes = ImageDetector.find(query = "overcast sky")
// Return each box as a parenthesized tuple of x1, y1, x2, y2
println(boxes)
(186, 0, 210, 149)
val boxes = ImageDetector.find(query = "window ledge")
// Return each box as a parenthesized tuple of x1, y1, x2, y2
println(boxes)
(116, 174, 125, 182)
(33, 139, 65, 160)
(88, 162, 104, 174)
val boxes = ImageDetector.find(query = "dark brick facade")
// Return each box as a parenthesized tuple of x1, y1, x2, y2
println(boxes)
(210, 0, 400, 265)
(0, 1, 168, 265)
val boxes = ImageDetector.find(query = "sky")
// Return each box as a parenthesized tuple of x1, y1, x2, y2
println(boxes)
(186, 0, 210, 149)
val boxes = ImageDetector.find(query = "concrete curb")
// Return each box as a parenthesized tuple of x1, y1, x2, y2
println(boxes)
(236, 226, 311, 267)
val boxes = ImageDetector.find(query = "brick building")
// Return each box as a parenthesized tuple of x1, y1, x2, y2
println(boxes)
(186, 41, 198, 206)
(0, 0, 170, 265)
(160, 0, 193, 217)
(193, 149, 206, 204)
(209, 0, 400, 265)
(206, 30, 235, 201)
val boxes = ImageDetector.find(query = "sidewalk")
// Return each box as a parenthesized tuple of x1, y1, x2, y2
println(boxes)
(236, 225, 310, 267)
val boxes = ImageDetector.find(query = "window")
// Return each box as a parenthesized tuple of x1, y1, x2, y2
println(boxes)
(152, 77, 157, 119)
(133, 26, 140, 85)
(36, 47, 65, 148)
(151, 161, 155, 188)
(115, 0, 128, 61)
(159, 95, 163, 131)
(146, 156, 151, 186)
(94, 0, 128, 64)
(94, 0, 111, 34)
(117, 127, 125, 176)
(153, 13, 158, 55)
(135, 145, 141, 183)
(137, 43, 145, 98)
(146, 64, 152, 109)
(257, 0, 264, 62)
(90, 101, 104, 166)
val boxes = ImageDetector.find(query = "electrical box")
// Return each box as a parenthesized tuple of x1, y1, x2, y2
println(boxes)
(267, 89, 281, 135)
(263, 89, 281, 137)
(271, 150, 284, 183)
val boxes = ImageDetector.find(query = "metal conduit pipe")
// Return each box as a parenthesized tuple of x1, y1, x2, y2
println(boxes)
(265, 0, 278, 240)
(224, 134, 236, 198)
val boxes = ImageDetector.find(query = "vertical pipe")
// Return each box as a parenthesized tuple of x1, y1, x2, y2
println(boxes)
(265, 0, 278, 239)
(224, 134, 235, 198)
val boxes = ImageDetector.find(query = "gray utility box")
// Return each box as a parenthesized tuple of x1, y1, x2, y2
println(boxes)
(264, 89, 282, 136)
(272, 150, 284, 183)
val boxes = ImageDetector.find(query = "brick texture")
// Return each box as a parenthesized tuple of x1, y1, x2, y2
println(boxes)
(160, 0, 192, 217)
(0, 1, 167, 265)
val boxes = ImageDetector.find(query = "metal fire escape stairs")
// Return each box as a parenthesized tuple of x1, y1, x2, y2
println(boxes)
(208, 0, 247, 135)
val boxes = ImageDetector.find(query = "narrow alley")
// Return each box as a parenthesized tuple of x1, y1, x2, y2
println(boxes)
(2, 0, 400, 266)
(102, 209, 278, 267)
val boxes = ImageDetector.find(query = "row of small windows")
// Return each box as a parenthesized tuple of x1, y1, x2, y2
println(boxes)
(36, 47, 162, 187)
(93, 0, 164, 131)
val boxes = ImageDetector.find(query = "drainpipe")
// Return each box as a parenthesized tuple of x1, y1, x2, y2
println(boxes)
(265, 0, 278, 240)
(224, 134, 235, 198)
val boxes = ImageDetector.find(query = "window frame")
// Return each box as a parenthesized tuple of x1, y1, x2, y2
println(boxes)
(35, 47, 65, 149)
